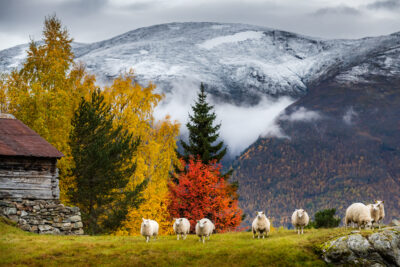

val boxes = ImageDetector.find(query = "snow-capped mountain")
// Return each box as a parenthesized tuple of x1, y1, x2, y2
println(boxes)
(1, 22, 399, 105)
(2, 22, 400, 226)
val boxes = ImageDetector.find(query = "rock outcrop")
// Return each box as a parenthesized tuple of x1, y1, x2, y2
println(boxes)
(322, 227, 400, 266)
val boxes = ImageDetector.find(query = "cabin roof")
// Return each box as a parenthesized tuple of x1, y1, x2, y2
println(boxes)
(0, 115, 64, 158)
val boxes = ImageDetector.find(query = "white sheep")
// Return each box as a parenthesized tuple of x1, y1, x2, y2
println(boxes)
(173, 218, 190, 240)
(344, 203, 373, 230)
(140, 218, 159, 242)
(367, 200, 385, 229)
(291, 209, 309, 235)
(195, 218, 215, 243)
(251, 211, 270, 239)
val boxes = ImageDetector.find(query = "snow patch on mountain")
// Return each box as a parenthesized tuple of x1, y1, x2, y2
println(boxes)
(198, 31, 264, 49)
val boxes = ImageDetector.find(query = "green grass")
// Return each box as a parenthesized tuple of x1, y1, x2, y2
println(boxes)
(0, 220, 351, 267)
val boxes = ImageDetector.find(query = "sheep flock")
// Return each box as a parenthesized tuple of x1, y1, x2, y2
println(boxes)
(140, 200, 386, 242)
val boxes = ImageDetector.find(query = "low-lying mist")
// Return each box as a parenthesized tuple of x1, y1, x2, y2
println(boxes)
(154, 81, 296, 157)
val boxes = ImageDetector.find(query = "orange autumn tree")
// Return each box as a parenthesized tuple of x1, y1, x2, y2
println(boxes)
(168, 158, 242, 232)
(104, 72, 180, 235)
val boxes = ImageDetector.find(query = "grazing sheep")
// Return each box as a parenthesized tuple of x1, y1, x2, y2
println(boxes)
(195, 218, 214, 243)
(251, 211, 271, 239)
(345, 203, 373, 230)
(173, 218, 190, 240)
(367, 200, 385, 229)
(140, 218, 159, 242)
(291, 209, 309, 235)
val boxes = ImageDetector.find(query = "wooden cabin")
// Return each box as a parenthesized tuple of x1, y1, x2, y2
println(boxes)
(0, 114, 64, 200)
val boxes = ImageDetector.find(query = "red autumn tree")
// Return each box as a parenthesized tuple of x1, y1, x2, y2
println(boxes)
(168, 158, 242, 232)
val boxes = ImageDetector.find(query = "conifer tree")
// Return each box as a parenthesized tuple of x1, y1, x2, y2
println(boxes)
(181, 83, 227, 164)
(69, 89, 147, 234)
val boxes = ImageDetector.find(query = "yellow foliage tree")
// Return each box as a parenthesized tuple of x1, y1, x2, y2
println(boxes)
(104, 73, 180, 235)
(2, 15, 95, 202)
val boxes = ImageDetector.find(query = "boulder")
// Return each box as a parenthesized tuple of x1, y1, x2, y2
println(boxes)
(322, 227, 400, 266)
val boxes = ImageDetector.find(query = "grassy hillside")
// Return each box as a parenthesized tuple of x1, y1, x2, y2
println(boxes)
(0, 219, 352, 267)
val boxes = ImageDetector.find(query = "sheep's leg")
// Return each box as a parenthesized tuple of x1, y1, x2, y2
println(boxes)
(177, 234, 180, 240)
(183, 234, 187, 240)
(146, 236, 149, 242)
(258, 232, 260, 239)
(208, 234, 210, 240)
(252, 228, 256, 239)
(301, 226, 304, 235)
(202, 236, 205, 244)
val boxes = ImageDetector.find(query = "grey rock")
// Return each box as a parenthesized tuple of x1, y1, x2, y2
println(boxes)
(322, 229, 400, 266)
(20, 224, 31, 231)
(74, 229, 84, 235)
(73, 221, 83, 229)
(38, 225, 52, 232)
(347, 234, 372, 257)
(392, 219, 400, 226)
(322, 236, 353, 264)
(68, 215, 81, 223)
(369, 230, 400, 266)
(3, 207, 17, 215)
(20, 210, 28, 217)
(61, 222, 71, 230)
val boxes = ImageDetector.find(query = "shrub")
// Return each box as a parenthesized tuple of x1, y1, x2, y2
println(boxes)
(313, 208, 341, 228)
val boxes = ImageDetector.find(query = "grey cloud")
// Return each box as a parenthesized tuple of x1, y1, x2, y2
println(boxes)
(367, 0, 400, 10)
(312, 5, 361, 16)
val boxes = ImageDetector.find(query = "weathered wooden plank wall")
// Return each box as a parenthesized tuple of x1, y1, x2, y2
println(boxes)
(0, 157, 59, 200)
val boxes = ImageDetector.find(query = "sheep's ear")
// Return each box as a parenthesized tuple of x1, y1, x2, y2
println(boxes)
(261, 211, 264, 214)
(142, 218, 145, 222)
(382, 200, 384, 203)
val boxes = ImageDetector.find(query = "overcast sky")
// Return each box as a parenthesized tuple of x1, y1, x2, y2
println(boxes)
(0, 0, 400, 50)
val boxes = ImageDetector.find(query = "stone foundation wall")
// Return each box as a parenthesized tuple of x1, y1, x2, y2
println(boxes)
(0, 199, 84, 235)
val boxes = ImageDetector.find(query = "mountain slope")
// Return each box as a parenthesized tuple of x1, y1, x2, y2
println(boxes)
(233, 36, 400, 226)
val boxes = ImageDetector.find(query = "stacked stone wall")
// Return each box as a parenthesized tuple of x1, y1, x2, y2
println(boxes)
(0, 199, 83, 235)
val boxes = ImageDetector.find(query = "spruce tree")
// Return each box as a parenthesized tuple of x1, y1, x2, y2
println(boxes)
(69, 89, 147, 234)
(181, 83, 227, 164)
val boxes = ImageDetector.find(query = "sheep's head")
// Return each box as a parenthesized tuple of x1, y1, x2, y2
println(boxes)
(175, 218, 181, 226)
(375, 200, 384, 207)
(296, 209, 305, 218)
(363, 219, 373, 229)
(371, 203, 380, 212)
(142, 218, 150, 227)
(256, 211, 265, 219)
(198, 220, 207, 228)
